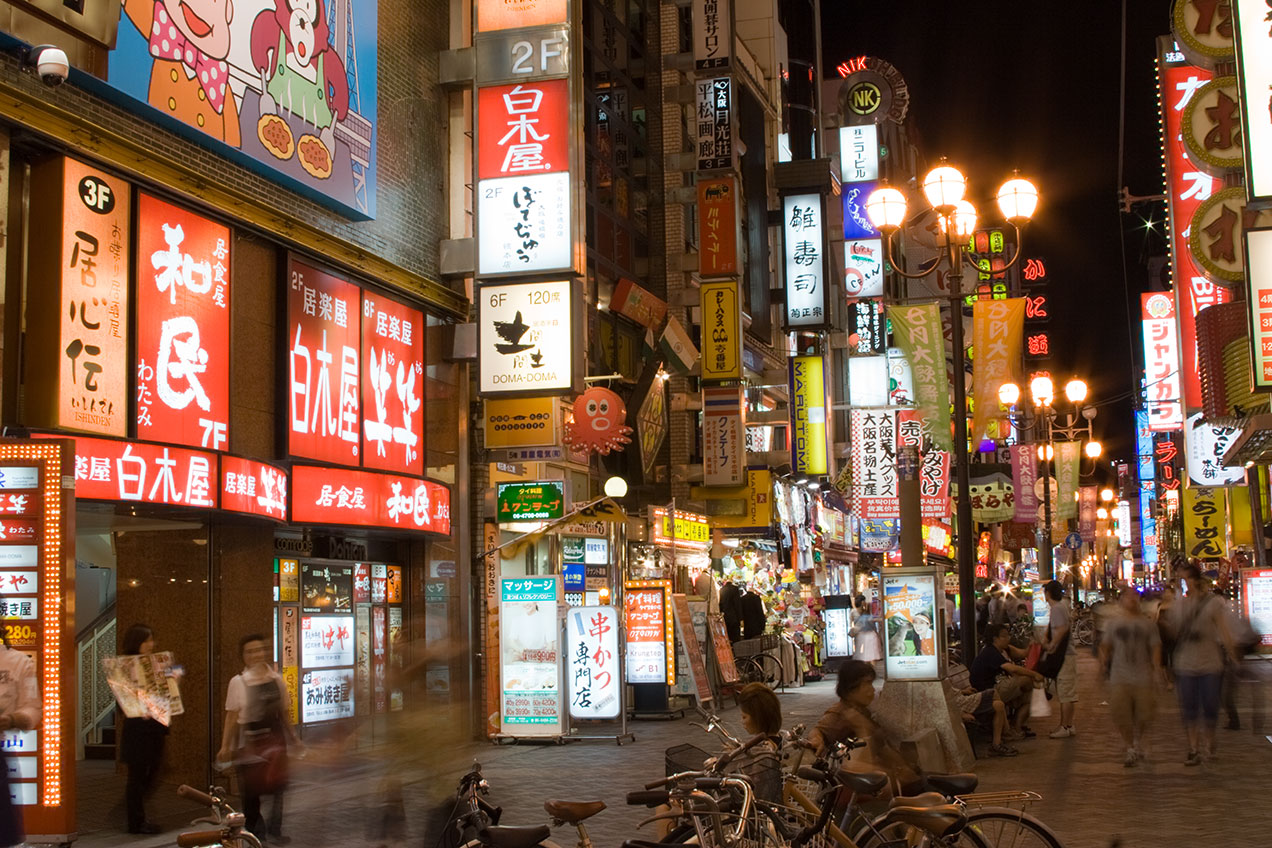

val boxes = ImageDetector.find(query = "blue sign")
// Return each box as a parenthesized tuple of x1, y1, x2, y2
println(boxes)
(1135, 410, 1159, 569)
(501, 577, 557, 603)
(1064, 532, 1083, 551)
(841, 181, 879, 240)
(562, 563, 585, 593)
(101, 1, 379, 218)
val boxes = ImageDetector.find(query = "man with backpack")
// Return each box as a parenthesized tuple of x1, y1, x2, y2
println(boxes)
(1164, 564, 1237, 765)
(1041, 580, 1078, 739)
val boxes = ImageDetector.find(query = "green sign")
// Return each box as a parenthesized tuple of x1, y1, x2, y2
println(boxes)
(562, 536, 586, 563)
(890, 301, 952, 452)
(497, 481, 567, 521)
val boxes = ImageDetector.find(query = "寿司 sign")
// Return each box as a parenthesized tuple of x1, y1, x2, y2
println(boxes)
(291, 465, 451, 535)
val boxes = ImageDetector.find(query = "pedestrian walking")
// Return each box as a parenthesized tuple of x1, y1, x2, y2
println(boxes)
(217, 633, 301, 844)
(811, 660, 921, 795)
(0, 633, 38, 847)
(1041, 581, 1079, 739)
(849, 597, 882, 667)
(1164, 564, 1237, 765)
(1099, 589, 1162, 766)
(119, 624, 169, 834)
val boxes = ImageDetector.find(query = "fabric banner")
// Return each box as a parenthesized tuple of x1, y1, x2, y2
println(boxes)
(659, 314, 699, 375)
(971, 298, 1026, 444)
(957, 473, 1015, 524)
(1054, 441, 1082, 521)
(898, 409, 950, 518)
(890, 302, 952, 451)
(1183, 485, 1229, 559)
(1079, 486, 1098, 542)
(1010, 443, 1039, 522)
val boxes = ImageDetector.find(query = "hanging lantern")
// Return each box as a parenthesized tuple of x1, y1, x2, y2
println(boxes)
(563, 386, 634, 455)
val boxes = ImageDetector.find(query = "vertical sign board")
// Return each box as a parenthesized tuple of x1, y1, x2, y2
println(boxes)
(789, 356, 829, 476)
(851, 408, 899, 519)
(25, 158, 131, 437)
(565, 605, 621, 719)
(1183, 485, 1228, 559)
(1142, 292, 1184, 431)
(361, 293, 425, 476)
(1247, 229, 1272, 389)
(692, 0, 731, 70)
(881, 568, 941, 681)
(287, 256, 362, 465)
(699, 280, 743, 380)
(1240, 569, 1272, 652)
(624, 580, 675, 686)
(1136, 410, 1160, 569)
(135, 194, 232, 450)
(782, 194, 828, 329)
(695, 77, 733, 170)
(0, 440, 74, 836)
(839, 125, 879, 182)
(697, 177, 739, 277)
(702, 387, 745, 486)
(499, 576, 561, 735)
(1234, 0, 1272, 204)
(479, 280, 582, 396)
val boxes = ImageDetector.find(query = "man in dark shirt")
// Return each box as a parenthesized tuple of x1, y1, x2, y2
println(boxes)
(970, 624, 1044, 739)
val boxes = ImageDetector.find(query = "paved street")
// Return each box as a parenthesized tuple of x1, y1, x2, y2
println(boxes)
(72, 654, 1272, 848)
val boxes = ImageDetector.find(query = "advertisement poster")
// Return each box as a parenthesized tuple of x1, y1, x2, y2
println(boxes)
(624, 580, 674, 685)
(499, 577, 561, 733)
(301, 668, 355, 723)
(354, 604, 371, 717)
(1241, 569, 1272, 650)
(372, 604, 387, 713)
(824, 607, 850, 657)
(389, 605, 405, 710)
(565, 605, 621, 719)
(301, 563, 353, 613)
(300, 615, 354, 668)
(102, 651, 184, 725)
(881, 570, 940, 680)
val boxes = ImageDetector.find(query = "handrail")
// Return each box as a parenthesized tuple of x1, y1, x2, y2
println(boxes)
(76, 600, 117, 642)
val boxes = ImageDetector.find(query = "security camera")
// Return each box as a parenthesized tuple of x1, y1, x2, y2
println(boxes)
(24, 45, 70, 87)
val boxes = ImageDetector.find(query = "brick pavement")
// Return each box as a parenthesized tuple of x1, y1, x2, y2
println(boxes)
(70, 655, 1272, 848)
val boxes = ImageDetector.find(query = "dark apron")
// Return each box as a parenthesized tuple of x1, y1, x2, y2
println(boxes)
(0, 750, 23, 848)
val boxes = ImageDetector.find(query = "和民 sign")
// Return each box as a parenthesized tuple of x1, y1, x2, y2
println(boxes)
(291, 466, 452, 536)
(497, 481, 567, 521)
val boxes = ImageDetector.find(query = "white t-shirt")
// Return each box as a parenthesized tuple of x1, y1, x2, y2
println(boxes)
(0, 647, 38, 729)
(225, 666, 288, 726)
(1048, 600, 1076, 655)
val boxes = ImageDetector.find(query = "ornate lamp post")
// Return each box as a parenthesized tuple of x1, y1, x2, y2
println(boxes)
(865, 165, 1039, 654)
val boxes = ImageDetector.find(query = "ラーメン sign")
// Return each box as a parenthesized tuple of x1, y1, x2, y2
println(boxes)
(497, 481, 567, 521)
(479, 280, 582, 396)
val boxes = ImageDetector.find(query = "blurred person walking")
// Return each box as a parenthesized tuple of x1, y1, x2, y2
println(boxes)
(0, 630, 38, 847)
(1164, 564, 1237, 765)
(217, 633, 300, 844)
(850, 596, 882, 668)
(1219, 591, 1259, 731)
(1098, 589, 1162, 766)
(811, 660, 921, 795)
(119, 624, 169, 834)
(1041, 581, 1079, 739)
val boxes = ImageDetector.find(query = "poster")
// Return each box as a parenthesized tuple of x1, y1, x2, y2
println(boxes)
(565, 605, 621, 719)
(499, 577, 561, 733)
(372, 604, 387, 712)
(707, 613, 740, 683)
(881, 570, 940, 681)
(354, 604, 371, 717)
(1241, 569, 1272, 651)
(301, 668, 355, 723)
(301, 563, 353, 613)
(300, 615, 354, 668)
(102, 651, 184, 725)
(825, 607, 850, 658)
(672, 594, 712, 705)
(624, 580, 674, 685)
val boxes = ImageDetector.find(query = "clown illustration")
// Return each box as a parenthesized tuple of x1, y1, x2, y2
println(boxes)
(250, 0, 349, 179)
(563, 387, 633, 456)
(123, 0, 241, 145)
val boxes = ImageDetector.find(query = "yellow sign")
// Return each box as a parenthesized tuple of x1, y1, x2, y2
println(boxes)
(484, 397, 559, 448)
(971, 298, 1025, 444)
(789, 355, 828, 475)
(709, 469, 774, 529)
(1183, 485, 1228, 559)
(651, 507, 710, 547)
(700, 280, 742, 380)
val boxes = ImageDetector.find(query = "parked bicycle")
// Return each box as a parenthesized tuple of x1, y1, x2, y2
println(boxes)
(174, 784, 261, 848)
(444, 760, 608, 848)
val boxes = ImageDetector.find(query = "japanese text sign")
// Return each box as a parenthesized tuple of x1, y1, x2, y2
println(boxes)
(291, 465, 452, 536)
(624, 580, 674, 686)
(1142, 292, 1184, 430)
(1010, 443, 1039, 522)
(301, 668, 355, 723)
(566, 605, 621, 719)
(889, 302, 952, 452)
(361, 293, 425, 475)
(790, 355, 829, 476)
(497, 480, 567, 521)
(650, 508, 710, 549)
(783, 193, 828, 328)
(477, 0, 568, 32)
(484, 396, 560, 448)
(841, 181, 879, 241)
(702, 386, 746, 486)
(839, 125, 879, 181)
(697, 177, 739, 277)
(287, 256, 361, 465)
(478, 80, 570, 181)
(1136, 410, 1161, 569)
(1247, 228, 1272, 388)
(301, 615, 355, 668)
(479, 280, 580, 395)
(1183, 484, 1228, 558)
(852, 408, 898, 519)
(699, 280, 742, 380)
(220, 455, 288, 521)
(64, 434, 218, 508)
(1054, 441, 1082, 521)
(1185, 412, 1245, 486)
(695, 77, 732, 170)
(898, 410, 950, 519)
(971, 298, 1025, 445)
(135, 194, 231, 450)
(500, 576, 562, 734)
(692, 0, 731, 70)
(1235, 0, 1272, 202)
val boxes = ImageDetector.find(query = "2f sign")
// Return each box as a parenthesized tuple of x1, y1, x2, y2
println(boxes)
(512, 37, 565, 74)
(476, 27, 571, 84)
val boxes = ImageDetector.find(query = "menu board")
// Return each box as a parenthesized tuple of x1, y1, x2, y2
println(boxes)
(301, 563, 353, 613)
(881, 569, 941, 681)
(565, 605, 621, 719)
(301, 667, 355, 723)
(1242, 569, 1272, 652)
(672, 594, 711, 705)
(624, 580, 674, 685)
(499, 576, 561, 735)
(707, 613, 740, 684)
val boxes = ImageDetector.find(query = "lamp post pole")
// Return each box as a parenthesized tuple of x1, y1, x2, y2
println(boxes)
(945, 264, 978, 656)
(1040, 434, 1055, 582)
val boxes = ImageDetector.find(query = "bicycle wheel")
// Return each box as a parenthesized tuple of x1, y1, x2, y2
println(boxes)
(735, 656, 765, 685)
(962, 807, 1064, 848)
(854, 817, 989, 848)
(751, 652, 784, 688)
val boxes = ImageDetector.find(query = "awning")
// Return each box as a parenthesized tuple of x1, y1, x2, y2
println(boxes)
(479, 496, 626, 560)
(1220, 413, 1272, 466)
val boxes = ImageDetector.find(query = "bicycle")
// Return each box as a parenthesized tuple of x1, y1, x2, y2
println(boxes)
(445, 760, 608, 848)
(174, 784, 261, 848)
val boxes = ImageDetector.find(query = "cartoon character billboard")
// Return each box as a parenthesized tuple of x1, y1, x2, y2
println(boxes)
(106, 0, 377, 218)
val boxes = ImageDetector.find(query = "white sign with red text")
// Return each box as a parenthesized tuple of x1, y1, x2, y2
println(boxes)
(301, 616, 355, 668)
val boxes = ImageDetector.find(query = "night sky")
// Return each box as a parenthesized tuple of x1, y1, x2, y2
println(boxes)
(821, 1, 1173, 475)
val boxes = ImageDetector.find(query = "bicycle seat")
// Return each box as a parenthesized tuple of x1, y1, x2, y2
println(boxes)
(544, 799, 606, 823)
(926, 773, 978, 796)
(838, 770, 889, 796)
(890, 792, 947, 809)
(479, 824, 551, 848)
(885, 805, 967, 837)
(622, 841, 695, 848)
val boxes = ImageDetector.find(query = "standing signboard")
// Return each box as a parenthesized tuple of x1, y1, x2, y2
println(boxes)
(1240, 569, 1272, 653)
(565, 605, 621, 719)
(623, 580, 675, 686)
(499, 576, 562, 735)
(881, 568, 942, 681)
(672, 594, 713, 706)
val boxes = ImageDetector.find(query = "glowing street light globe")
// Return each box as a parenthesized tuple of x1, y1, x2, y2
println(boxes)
(1064, 379, 1088, 404)
(997, 177, 1039, 222)
(1030, 375, 1055, 407)
(998, 381, 1021, 406)
(938, 200, 978, 238)
(865, 186, 908, 232)
(922, 164, 966, 212)
(1085, 441, 1103, 459)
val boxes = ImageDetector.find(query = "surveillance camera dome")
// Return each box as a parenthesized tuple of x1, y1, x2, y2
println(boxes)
(26, 45, 70, 87)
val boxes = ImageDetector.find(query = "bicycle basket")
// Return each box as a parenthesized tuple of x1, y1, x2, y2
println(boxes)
(665, 743, 711, 776)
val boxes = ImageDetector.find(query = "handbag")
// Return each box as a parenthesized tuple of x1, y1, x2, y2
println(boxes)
(241, 727, 289, 795)
(1029, 683, 1051, 718)
(1024, 643, 1042, 671)
(1037, 622, 1070, 680)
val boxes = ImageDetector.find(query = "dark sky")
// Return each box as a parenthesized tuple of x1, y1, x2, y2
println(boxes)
(821, 0, 1171, 475)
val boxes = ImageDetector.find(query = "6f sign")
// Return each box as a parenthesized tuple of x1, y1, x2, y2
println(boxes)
(480, 280, 582, 396)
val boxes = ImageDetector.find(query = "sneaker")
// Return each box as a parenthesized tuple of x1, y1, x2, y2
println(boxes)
(1185, 750, 1202, 766)
(1123, 749, 1138, 767)
(1048, 726, 1074, 739)
(988, 743, 1019, 757)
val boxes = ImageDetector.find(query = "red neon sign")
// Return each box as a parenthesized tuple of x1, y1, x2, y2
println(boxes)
(59, 434, 218, 508)
(290, 465, 451, 535)
(477, 80, 570, 181)
(361, 293, 425, 476)
(219, 455, 288, 521)
(135, 194, 232, 450)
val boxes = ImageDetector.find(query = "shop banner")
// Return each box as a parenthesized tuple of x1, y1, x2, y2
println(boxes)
(1240, 568, 1272, 651)
(790, 355, 829, 476)
(624, 580, 674, 686)
(565, 606, 621, 719)
(697, 177, 739, 277)
(860, 518, 899, 552)
(301, 616, 355, 668)
(971, 298, 1025, 444)
(1011, 444, 1039, 522)
(692, 0, 732, 70)
(1185, 413, 1245, 486)
(851, 408, 898, 519)
(898, 409, 949, 519)
(1079, 487, 1098, 543)
(362, 293, 425, 475)
(1236, 0, 1272, 202)
(220, 456, 288, 521)
(301, 668, 355, 723)
(783, 193, 829, 328)
(61, 435, 218, 508)
(703, 387, 746, 486)
(700, 280, 742, 380)
(135, 194, 231, 450)
(882, 570, 941, 681)
(499, 576, 561, 734)
(1183, 485, 1228, 559)
(890, 302, 952, 452)
(706, 613, 740, 683)
(610, 278, 668, 330)
(1054, 441, 1081, 521)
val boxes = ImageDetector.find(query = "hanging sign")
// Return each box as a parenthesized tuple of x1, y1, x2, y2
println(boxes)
(843, 239, 884, 298)
(783, 193, 828, 328)
(1010, 443, 1039, 522)
(361, 293, 425, 476)
(898, 410, 950, 519)
(1142, 291, 1184, 431)
(703, 386, 746, 486)
(500, 576, 562, 733)
(479, 279, 582, 395)
(1235, 0, 1272, 203)
(1079, 486, 1098, 542)
(650, 508, 710, 548)
(1190, 186, 1272, 285)
(790, 356, 829, 476)
(484, 397, 560, 448)
(497, 480, 567, 521)
(1054, 441, 1082, 521)
(624, 580, 675, 686)
(565, 605, 621, 719)
(610, 279, 668, 330)
(563, 387, 633, 455)
(1248, 228, 1272, 389)
(971, 298, 1025, 444)
(692, 0, 731, 70)
(851, 408, 898, 519)
(699, 280, 742, 380)
(841, 181, 879, 241)
(635, 375, 669, 478)
(890, 301, 952, 451)
(1185, 412, 1245, 486)
(698, 177, 739, 277)
(1172, 0, 1236, 68)
(1183, 485, 1229, 558)
(695, 77, 733, 170)
(839, 125, 879, 182)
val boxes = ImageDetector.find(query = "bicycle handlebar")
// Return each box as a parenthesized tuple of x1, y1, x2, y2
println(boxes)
(177, 830, 225, 847)
(626, 790, 671, 807)
(177, 785, 218, 807)
(714, 732, 771, 770)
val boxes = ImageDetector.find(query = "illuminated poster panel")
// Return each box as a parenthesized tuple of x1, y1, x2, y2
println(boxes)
(782, 193, 828, 329)
(135, 194, 231, 450)
(1235, 0, 1272, 202)
(361, 294, 425, 475)
(1247, 228, 1272, 389)
(882, 569, 942, 681)
(565, 605, 621, 719)
(499, 576, 562, 735)
(624, 580, 675, 685)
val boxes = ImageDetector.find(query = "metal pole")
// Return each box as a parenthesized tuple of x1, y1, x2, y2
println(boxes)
(949, 265, 977, 655)
(1041, 437, 1055, 581)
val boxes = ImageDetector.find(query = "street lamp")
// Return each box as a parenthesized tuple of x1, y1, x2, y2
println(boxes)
(866, 163, 1039, 656)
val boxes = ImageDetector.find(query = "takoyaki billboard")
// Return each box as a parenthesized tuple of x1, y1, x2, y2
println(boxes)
(105, 0, 377, 218)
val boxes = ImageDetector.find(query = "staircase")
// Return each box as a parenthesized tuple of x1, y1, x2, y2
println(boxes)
(76, 604, 117, 761)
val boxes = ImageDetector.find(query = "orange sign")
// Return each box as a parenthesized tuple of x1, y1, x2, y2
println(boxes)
(477, 0, 569, 32)
(697, 177, 738, 276)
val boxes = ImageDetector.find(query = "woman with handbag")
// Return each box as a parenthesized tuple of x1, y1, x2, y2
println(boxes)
(217, 633, 301, 845)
